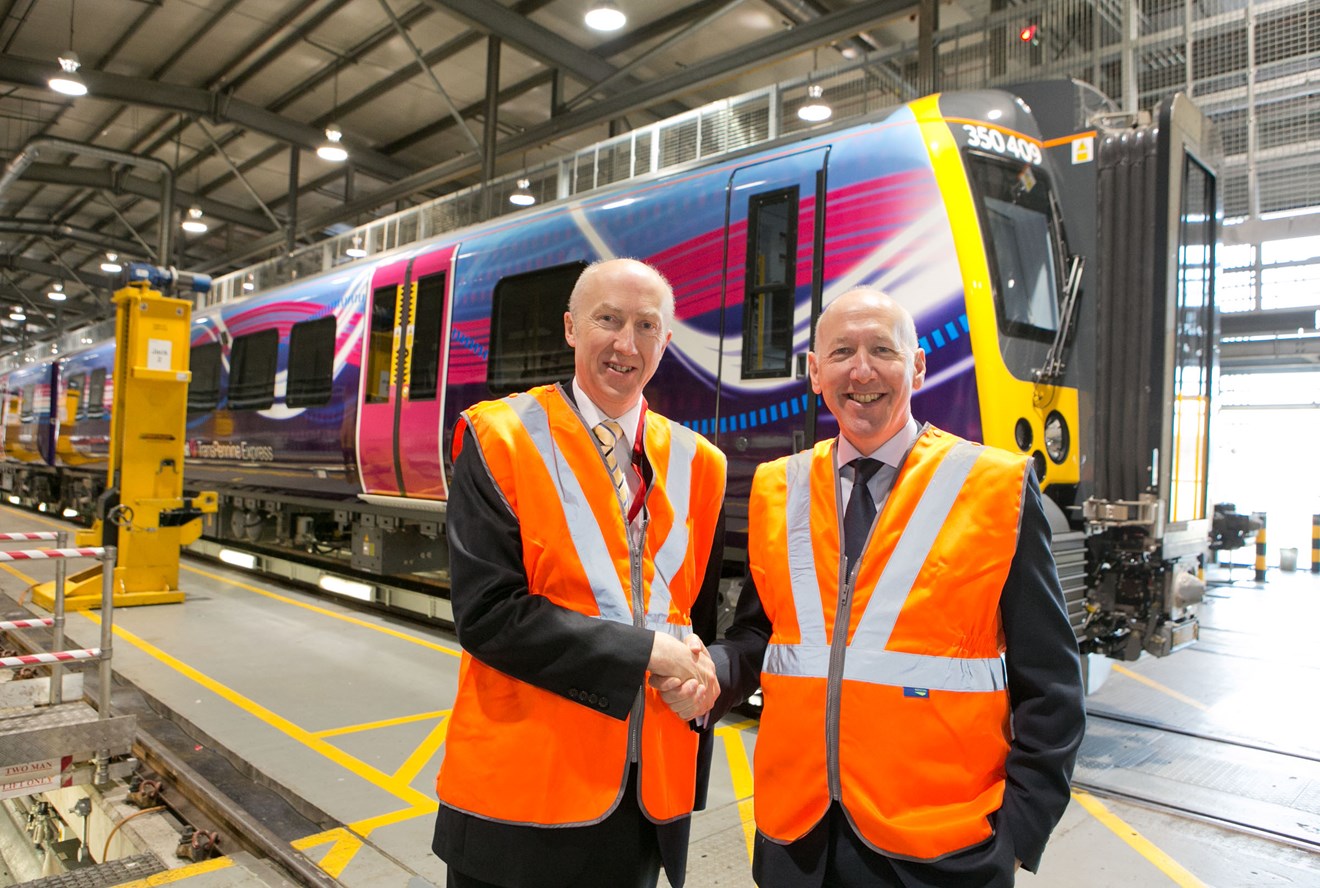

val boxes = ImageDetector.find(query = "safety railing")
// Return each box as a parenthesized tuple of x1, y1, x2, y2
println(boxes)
(0, 532, 117, 725)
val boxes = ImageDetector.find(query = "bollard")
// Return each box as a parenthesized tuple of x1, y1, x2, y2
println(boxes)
(51, 530, 67, 705)
(1253, 512, 1267, 583)
(1312, 514, 1319, 574)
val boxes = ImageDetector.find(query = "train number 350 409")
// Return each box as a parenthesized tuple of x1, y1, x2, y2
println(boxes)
(962, 125, 1044, 165)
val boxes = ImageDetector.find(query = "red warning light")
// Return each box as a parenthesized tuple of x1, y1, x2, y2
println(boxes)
(1019, 23, 1039, 43)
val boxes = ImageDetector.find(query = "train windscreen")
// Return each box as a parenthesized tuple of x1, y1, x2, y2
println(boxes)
(965, 153, 1062, 340)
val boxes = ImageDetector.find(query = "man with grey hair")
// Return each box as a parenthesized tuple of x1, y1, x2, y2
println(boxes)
(693, 286, 1085, 887)
(433, 258, 727, 888)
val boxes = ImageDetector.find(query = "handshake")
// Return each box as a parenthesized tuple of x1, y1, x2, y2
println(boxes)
(646, 632, 720, 722)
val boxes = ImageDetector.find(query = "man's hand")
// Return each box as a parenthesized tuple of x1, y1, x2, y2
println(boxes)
(647, 634, 718, 721)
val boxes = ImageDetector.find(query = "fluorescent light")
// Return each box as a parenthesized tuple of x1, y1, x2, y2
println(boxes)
(62, 508, 79, 518)
(48, 51, 87, 97)
(318, 574, 374, 601)
(345, 236, 367, 258)
(100, 252, 121, 273)
(7, 496, 19, 505)
(218, 548, 258, 570)
(48, 283, 66, 301)
(585, 1, 626, 31)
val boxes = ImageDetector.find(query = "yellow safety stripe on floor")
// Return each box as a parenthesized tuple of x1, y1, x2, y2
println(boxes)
(393, 713, 451, 787)
(79, 611, 437, 811)
(715, 719, 757, 862)
(313, 709, 451, 739)
(183, 564, 461, 658)
(293, 827, 364, 879)
(1112, 663, 1210, 711)
(349, 804, 435, 836)
(108, 856, 233, 887)
(1071, 790, 1209, 887)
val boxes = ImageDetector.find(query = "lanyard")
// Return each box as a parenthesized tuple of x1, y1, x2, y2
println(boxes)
(627, 399, 648, 524)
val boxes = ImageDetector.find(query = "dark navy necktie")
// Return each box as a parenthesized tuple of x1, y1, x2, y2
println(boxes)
(843, 458, 883, 572)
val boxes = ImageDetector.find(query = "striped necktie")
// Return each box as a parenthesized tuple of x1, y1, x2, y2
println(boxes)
(592, 420, 629, 505)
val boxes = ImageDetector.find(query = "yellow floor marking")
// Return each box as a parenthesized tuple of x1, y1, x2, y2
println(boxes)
(314, 709, 451, 739)
(182, 564, 461, 658)
(1111, 663, 1210, 711)
(79, 610, 435, 810)
(0, 562, 36, 585)
(350, 803, 438, 836)
(1071, 790, 1209, 887)
(108, 855, 234, 887)
(292, 827, 364, 878)
(392, 713, 450, 787)
(715, 720, 757, 862)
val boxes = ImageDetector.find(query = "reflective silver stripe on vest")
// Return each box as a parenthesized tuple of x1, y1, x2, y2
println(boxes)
(505, 395, 630, 624)
(850, 441, 983, 650)
(764, 644, 1005, 692)
(647, 423, 697, 626)
(764, 440, 1004, 693)
(784, 451, 826, 642)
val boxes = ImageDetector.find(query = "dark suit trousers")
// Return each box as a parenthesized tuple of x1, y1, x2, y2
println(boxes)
(753, 803, 1017, 888)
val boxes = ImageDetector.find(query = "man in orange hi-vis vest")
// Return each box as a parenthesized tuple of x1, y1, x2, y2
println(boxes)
(690, 287, 1085, 887)
(432, 259, 727, 888)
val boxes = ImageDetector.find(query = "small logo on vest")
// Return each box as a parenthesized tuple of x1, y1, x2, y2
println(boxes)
(903, 687, 930, 699)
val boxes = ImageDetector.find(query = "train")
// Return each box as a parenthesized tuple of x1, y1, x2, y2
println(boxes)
(0, 79, 1217, 666)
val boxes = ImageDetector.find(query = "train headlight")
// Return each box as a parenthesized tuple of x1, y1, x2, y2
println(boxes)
(1044, 411, 1069, 463)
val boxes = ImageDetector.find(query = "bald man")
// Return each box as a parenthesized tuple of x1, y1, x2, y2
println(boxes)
(432, 259, 727, 888)
(707, 288, 1084, 887)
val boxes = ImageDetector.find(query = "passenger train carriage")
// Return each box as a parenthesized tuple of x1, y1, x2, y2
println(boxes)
(0, 81, 1217, 664)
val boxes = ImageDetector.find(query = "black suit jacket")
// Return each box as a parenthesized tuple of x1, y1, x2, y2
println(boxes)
(710, 450, 1085, 887)
(432, 383, 723, 888)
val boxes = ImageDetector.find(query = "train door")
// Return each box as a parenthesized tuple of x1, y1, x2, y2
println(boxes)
(718, 148, 828, 531)
(356, 245, 457, 499)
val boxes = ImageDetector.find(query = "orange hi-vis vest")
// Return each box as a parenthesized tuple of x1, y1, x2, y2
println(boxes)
(749, 425, 1029, 860)
(436, 384, 726, 827)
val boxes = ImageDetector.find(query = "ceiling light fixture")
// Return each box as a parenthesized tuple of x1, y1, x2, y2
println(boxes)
(242, 273, 255, 292)
(48, 1, 87, 97)
(100, 252, 121, 273)
(585, 1, 626, 32)
(345, 234, 367, 258)
(181, 205, 208, 234)
(798, 84, 832, 122)
(10, 309, 26, 322)
(47, 283, 66, 301)
(318, 123, 348, 162)
(509, 178, 536, 207)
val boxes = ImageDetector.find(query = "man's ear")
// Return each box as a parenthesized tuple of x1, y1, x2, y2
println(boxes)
(807, 351, 822, 395)
(564, 311, 577, 348)
(911, 348, 927, 392)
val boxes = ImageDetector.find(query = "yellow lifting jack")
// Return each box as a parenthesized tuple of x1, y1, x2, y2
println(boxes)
(29, 268, 217, 609)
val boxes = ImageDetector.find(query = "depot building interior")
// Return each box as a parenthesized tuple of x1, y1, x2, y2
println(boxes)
(0, 1, 1317, 887)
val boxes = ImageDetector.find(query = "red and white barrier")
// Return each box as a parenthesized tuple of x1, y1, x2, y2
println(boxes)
(0, 532, 60, 541)
(0, 648, 101, 670)
(0, 547, 105, 562)
(0, 618, 54, 630)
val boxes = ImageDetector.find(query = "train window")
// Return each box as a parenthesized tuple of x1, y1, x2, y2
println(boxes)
(286, 317, 335, 407)
(19, 385, 34, 422)
(965, 153, 1061, 339)
(409, 272, 446, 401)
(743, 188, 797, 379)
(87, 368, 107, 418)
(365, 284, 399, 404)
(68, 372, 88, 419)
(228, 329, 279, 411)
(487, 262, 584, 396)
(188, 342, 222, 412)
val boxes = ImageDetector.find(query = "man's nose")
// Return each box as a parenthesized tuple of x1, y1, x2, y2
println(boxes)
(614, 325, 639, 354)
(849, 354, 877, 381)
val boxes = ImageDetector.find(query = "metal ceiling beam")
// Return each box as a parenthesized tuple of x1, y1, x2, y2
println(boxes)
(223, 0, 915, 261)
(0, 54, 411, 181)
(0, 255, 116, 294)
(422, 0, 620, 83)
(0, 222, 142, 257)
(15, 163, 274, 231)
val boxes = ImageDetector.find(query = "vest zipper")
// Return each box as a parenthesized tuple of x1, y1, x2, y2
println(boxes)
(826, 555, 859, 801)
(627, 514, 648, 764)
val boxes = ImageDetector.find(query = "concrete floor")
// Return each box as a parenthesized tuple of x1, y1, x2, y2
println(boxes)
(1, 505, 1317, 887)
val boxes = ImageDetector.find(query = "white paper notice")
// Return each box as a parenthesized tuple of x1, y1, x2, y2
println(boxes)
(147, 339, 172, 370)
